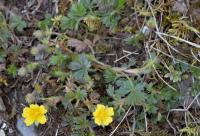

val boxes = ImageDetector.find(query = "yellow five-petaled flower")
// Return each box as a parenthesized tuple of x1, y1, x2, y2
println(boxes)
(93, 104, 114, 127)
(22, 104, 47, 126)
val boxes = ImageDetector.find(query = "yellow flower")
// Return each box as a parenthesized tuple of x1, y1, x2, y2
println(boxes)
(22, 104, 47, 126)
(93, 104, 114, 127)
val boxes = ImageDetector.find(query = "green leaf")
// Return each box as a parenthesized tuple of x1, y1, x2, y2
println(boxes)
(146, 18, 156, 28)
(115, 79, 133, 97)
(190, 66, 200, 79)
(80, 0, 91, 9)
(160, 89, 178, 101)
(68, 3, 87, 18)
(69, 54, 91, 70)
(135, 82, 145, 92)
(160, 87, 180, 109)
(106, 85, 115, 97)
(10, 15, 27, 32)
(124, 32, 144, 46)
(104, 68, 118, 83)
(73, 116, 89, 128)
(64, 1, 88, 30)
(49, 51, 67, 66)
(0, 49, 7, 62)
(60, 16, 76, 30)
(53, 70, 68, 81)
(125, 90, 145, 106)
(145, 93, 159, 113)
(102, 12, 120, 28)
(0, 12, 11, 42)
(73, 69, 90, 82)
(7, 64, 17, 77)
(26, 62, 38, 72)
(68, 61, 82, 70)
(69, 54, 91, 82)
(116, 0, 126, 10)
(145, 103, 158, 114)
(0, 28, 10, 42)
(164, 65, 182, 82)
(141, 55, 159, 74)
(66, 91, 76, 101)
(75, 90, 87, 101)
(38, 14, 52, 30)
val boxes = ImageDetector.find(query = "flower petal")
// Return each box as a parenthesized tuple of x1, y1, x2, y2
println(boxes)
(93, 104, 105, 117)
(24, 118, 35, 126)
(94, 118, 101, 126)
(96, 104, 105, 110)
(103, 117, 113, 126)
(106, 107, 114, 116)
(92, 109, 100, 117)
(22, 107, 31, 118)
(39, 105, 47, 114)
(30, 104, 39, 109)
(36, 115, 47, 124)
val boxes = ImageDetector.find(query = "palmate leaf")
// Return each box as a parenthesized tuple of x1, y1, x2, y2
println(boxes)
(110, 78, 145, 106)
(61, 1, 88, 30)
(135, 82, 145, 92)
(73, 69, 90, 82)
(69, 54, 91, 70)
(38, 14, 52, 30)
(104, 68, 118, 83)
(102, 12, 120, 28)
(69, 54, 91, 83)
(75, 90, 87, 101)
(80, 0, 92, 9)
(7, 64, 17, 77)
(190, 66, 200, 79)
(106, 85, 115, 97)
(125, 90, 145, 106)
(69, 61, 82, 70)
(10, 15, 27, 32)
(73, 116, 90, 130)
(60, 16, 76, 30)
(53, 70, 68, 81)
(116, 0, 126, 10)
(164, 65, 182, 82)
(68, 3, 87, 18)
(115, 79, 133, 97)
(49, 51, 67, 66)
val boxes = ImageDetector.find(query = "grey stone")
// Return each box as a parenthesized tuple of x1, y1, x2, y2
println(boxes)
(16, 117, 38, 136)
(172, 1, 188, 14)
(0, 129, 5, 136)
(0, 97, 6, 112)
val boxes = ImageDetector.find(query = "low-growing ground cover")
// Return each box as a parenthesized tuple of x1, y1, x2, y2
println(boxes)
(0, 0, 200, 135)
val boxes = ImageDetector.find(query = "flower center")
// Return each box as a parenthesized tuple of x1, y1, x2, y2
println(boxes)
(98, 110, 108, 120)
(31, 109, 41, 119)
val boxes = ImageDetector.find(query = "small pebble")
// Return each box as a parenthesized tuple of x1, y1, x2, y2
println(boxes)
(9, 128, 14, 134)
(0, 129, 5, 136)
(141, 26, 151, 36)
(1, 123, 7, 129)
